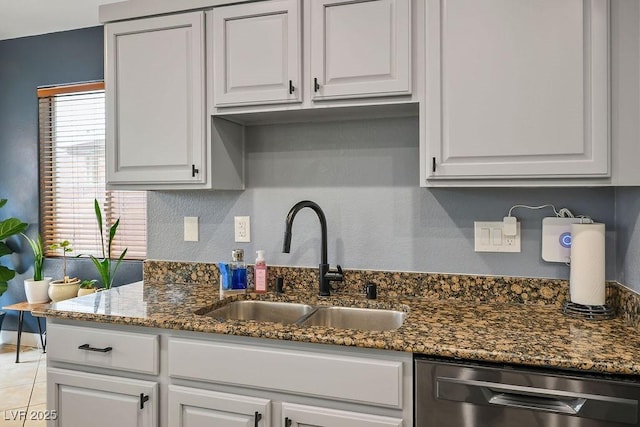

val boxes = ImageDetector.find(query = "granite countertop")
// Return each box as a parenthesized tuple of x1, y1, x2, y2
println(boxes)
(38, 281, 640, 376)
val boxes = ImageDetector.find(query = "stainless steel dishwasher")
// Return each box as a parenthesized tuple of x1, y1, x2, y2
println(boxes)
(415, 357, 640, 426)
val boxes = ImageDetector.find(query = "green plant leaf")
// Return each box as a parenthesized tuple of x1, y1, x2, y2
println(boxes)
(0, 242, 11, 258)
(94, 199, 106, 259)
(110, 248, 128, 287)
(0, 218, 28, 241)
(22, 233, 45, 281)
(0, 199, 6, 209)
(0, 265, 16, 283)
(108, 218, 120, 258)
(89, 255, 112, 289)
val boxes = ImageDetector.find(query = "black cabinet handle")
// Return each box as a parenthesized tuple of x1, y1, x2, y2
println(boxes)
(192, 164, 199, 177)
(139, 393, 149, 410)
(78, 343, 112, 353)
(254, 411, 262, 427)
(432, 157, 436, 173)
(313, 78, 320, 92)
(284, 417, 292, 427)
(289, 80, 295, 94)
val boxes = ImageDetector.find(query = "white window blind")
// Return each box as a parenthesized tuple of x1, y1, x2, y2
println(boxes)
(38, 82, 146, 260)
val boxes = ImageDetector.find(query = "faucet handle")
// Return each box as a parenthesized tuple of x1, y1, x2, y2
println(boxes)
(326, 264, 344, 281)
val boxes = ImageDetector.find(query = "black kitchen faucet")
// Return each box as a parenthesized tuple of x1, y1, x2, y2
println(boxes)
(282, 200, 343, 296)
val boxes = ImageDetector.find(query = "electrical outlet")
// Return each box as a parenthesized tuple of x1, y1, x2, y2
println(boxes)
(234, 216, 250, 243)
(474, 221, 521, 253)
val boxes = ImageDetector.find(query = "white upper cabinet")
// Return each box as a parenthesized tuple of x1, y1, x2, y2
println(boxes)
(211, 0, 301, 107)
(425, 0, 610, 182)
(106, 12, 206, 186)
(310, 0, 411, 101)
(211, 0, 413, 113)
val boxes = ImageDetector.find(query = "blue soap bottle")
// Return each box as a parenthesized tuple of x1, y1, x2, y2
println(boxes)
(231, 249, 247, 290)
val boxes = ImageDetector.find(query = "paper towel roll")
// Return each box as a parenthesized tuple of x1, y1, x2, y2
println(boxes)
(570, 222, 605, 306)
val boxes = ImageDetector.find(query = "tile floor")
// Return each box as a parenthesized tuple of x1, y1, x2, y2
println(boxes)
(0, 344, 47, 426)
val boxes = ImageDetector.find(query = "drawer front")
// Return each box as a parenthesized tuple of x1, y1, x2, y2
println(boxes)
(48, 323, 159, 375)
(168, 337, 403, 408)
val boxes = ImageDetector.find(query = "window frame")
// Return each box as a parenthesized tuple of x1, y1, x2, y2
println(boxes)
(38, 81, 147, 261)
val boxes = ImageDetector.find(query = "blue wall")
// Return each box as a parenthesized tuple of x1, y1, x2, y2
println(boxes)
(0, 27, 142, 334)
(616, 188, 640, 293)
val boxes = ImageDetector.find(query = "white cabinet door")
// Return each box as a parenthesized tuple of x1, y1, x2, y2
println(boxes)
(310, 0, 411, 100)
(211, 0, 301, 107)
(168, 385, 271, 427)
(281, 402, 403, 427)
(106, 12, 206, 185)
(48, 368, 157, 427)
(426, 0, 609, 180)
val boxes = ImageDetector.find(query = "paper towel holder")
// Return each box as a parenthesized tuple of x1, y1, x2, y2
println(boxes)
(562, 301, 615, 320)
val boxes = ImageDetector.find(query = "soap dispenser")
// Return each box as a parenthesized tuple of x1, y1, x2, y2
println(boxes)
(254, 250, 267, 293)
(231, 249, 247, 290)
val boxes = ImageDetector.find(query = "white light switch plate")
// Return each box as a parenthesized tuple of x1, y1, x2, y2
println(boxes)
(184, 217, 199, 242)
(474, 221, 521, 253)
(541, 217, 589, 262)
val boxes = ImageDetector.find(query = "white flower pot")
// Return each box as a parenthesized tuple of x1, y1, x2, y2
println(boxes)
(24, 277, 52, 303)
(48, 278, 81, 302)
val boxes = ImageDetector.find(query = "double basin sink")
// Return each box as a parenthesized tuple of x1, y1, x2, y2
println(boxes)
(200, 300, 406, 332)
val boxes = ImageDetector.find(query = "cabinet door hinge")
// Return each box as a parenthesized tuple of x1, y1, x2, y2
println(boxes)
(139, 393, 149, 410)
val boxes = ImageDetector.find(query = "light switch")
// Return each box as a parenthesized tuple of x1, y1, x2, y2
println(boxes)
(184, 217, 199, 242)
(474, 221, 521, 253)
(491, 228, 502, 245)
(480, 227, 490, 245)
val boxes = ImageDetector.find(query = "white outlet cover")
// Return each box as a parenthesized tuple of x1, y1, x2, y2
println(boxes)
(474, 221, 521, 253)
(234, 216, 251, 243)
(541, 217, 584, 263)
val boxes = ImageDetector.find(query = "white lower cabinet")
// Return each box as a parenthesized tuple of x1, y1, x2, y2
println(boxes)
(281, 402, 403, 427)
(168, 336, 412, 426)
(47, 368, 158, 427)
(169, 385, 271, 427)
(46, 320, 412, 427)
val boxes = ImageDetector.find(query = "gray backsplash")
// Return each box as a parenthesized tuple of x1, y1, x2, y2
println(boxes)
(148, 117, 617, 281)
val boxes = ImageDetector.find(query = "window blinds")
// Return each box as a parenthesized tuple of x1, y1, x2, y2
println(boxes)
(38, 82, 146, 260)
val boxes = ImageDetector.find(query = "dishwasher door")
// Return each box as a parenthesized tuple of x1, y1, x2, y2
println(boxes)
(415, 357, 640, 427)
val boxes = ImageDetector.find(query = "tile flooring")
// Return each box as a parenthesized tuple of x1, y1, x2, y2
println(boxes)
(0, 344, 47, 426)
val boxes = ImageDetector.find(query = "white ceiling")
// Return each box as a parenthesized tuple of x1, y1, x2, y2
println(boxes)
(0, 0, 123, 41)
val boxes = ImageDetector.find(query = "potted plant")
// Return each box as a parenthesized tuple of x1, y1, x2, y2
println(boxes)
(48, 240, 81, 301)
(77, 279, 98, 297)
(87, 199, 127, 290)
(0, 198, 28, 329)
(21, 232, 51, 303)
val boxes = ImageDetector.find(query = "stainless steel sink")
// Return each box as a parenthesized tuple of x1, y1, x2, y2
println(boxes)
(298, 306, 406, 331)
(202, 300, 314, 324)
(200, 300, 406, 331)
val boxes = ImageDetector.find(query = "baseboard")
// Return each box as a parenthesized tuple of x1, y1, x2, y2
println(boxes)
(0, 330, 44, 349)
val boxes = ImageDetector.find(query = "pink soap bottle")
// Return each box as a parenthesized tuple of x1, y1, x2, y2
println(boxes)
(254, 250, 268, 293)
